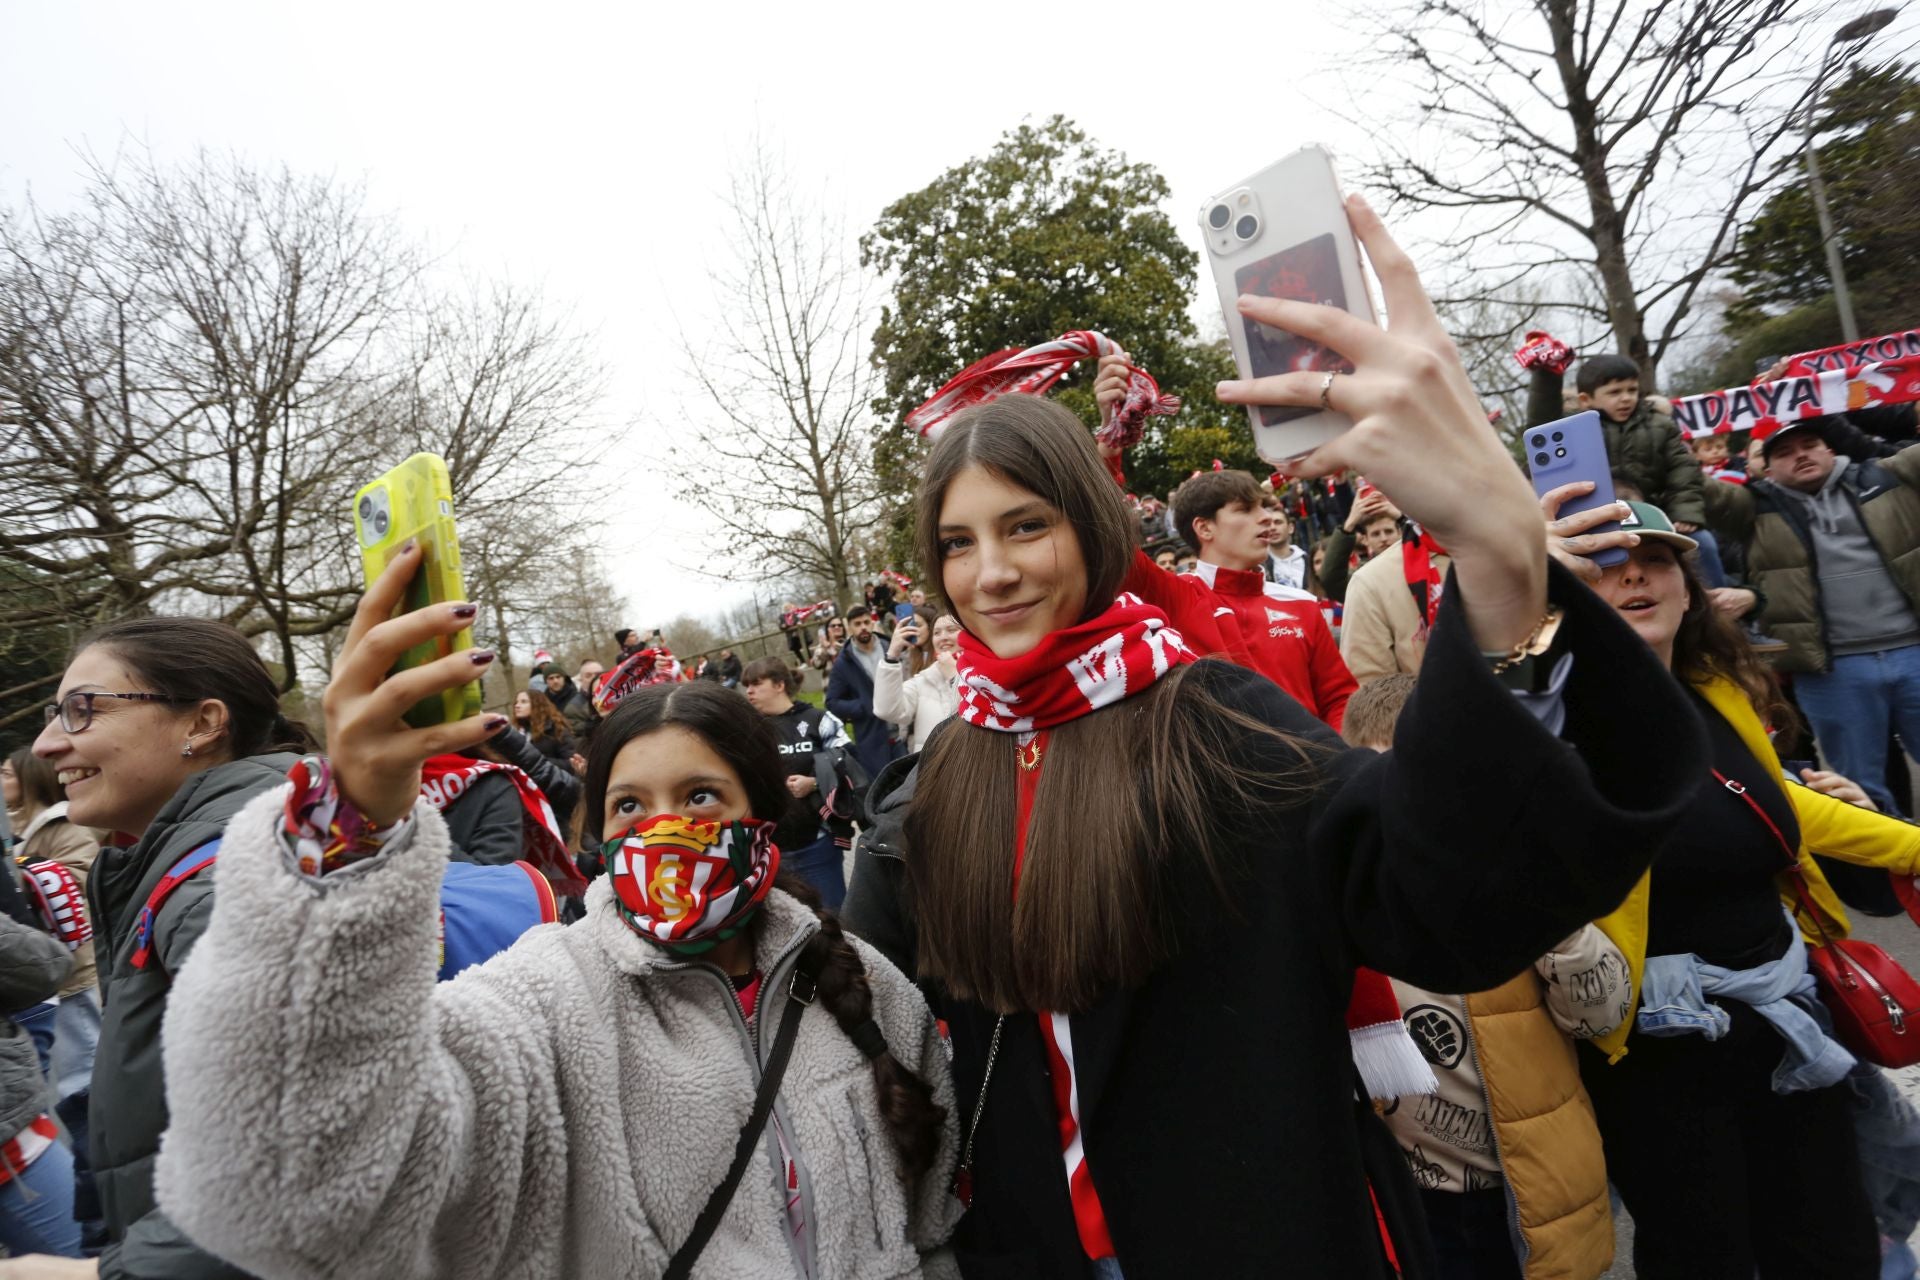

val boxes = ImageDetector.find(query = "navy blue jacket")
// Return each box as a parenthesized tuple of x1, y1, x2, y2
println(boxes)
(825, 641, 905, 777)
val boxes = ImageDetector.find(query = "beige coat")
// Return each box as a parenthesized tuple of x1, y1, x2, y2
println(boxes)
(157, 790, 961, 1280)
(1340, 542, 1450, 682)
(15, 803, 99, 997)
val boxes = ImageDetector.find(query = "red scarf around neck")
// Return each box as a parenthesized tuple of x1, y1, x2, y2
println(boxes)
(419, 755, 585, 895)
(953, 593, 1198, 732)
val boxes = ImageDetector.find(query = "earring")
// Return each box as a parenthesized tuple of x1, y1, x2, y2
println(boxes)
(180, 743, 194, 758)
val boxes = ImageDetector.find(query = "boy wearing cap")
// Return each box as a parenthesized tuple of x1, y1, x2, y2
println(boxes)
(1709, 422, 1920, 812)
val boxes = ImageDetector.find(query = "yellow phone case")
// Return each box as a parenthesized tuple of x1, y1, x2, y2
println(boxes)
(352, 453, 483, 729)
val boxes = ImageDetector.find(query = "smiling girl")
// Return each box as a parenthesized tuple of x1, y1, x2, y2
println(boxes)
(846, 201, 1714, 1278)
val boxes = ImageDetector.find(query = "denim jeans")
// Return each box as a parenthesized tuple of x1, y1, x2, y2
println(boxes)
(782, 832, 846, 911)
(1091, 1259, 1125, 1280)
(14, 1002, 56, 1082)
(1690, 527, 1729, 589)
(1796, 644, 1920, 815)
(50, 989, 99, 1101)
(0, 1142, 81, 1258)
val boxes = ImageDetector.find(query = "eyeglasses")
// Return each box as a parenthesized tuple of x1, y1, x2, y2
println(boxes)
(43, 691, 187, 734)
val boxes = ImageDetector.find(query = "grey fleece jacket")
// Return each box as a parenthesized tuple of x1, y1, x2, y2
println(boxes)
(156, 789, 961, 1280)
(1777, 456, 1920, 656)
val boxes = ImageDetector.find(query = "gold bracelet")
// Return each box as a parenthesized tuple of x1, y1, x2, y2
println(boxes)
(1487, 606, 1563, 674)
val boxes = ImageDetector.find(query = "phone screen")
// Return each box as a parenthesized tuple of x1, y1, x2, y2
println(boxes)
(1235, 233, 1356, 426)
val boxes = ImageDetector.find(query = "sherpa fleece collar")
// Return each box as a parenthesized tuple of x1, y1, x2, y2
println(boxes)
(582, 877, 818, 979)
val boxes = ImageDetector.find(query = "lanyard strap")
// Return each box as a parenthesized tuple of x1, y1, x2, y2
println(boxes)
(1711, 767, 1835, 946)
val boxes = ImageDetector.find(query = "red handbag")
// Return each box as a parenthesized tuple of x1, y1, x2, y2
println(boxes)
(1713, 768, 1920, 1069)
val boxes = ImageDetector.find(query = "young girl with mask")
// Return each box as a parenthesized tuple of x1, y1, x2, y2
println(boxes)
(845, 199, 1712, 1278)
(148, 577, 959, 1280)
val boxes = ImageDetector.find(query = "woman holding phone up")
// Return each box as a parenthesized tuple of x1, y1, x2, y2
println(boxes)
(1543, 489, 1920, 1279)
(842, 199, 1709, 1278)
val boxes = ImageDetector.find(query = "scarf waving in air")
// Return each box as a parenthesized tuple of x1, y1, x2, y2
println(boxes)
(906, 330, 1181, 450)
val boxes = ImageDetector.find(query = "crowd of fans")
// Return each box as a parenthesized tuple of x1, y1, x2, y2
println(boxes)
(3, 200, 1920, 1280)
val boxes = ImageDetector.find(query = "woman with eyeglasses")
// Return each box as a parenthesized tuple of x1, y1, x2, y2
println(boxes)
(8, 617, 313, 1280)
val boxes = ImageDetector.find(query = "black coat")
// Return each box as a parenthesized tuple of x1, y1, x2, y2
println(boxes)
(843, 563, 1706, 1279)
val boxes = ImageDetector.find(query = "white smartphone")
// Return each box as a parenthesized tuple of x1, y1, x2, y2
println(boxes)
(1199, 145, 1377, 464)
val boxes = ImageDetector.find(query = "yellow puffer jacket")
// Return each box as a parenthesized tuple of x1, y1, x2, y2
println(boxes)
(1590, 674, 1920, 1063)
(1467, 973, 1613, 1279)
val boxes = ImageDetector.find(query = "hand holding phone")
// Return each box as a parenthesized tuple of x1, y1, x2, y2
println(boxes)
(326, 543, 504, 826)
(1201, 146, 1377, 465)
(353, 453, 483, 728)
(1525, 413, 1627, 570)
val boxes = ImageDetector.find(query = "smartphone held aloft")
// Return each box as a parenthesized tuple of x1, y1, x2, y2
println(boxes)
(352, 453, 484, 728)
(1524, 411, 1629, 569)
(1200, 145, 1378, 466)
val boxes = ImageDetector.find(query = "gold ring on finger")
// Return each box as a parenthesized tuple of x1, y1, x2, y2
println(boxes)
(1319, 370, 1339, 412)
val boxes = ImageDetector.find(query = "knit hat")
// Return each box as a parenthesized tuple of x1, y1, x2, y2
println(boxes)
(1618, 501, 1698, 552)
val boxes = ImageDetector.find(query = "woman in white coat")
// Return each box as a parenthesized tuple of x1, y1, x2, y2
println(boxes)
(873, 615, 961, 753)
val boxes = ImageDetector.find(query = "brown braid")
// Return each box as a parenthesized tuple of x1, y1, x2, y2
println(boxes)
(780, 875, 947, 1178)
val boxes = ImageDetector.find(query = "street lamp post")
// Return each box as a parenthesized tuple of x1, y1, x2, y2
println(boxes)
(1803, 8, 1897, 343)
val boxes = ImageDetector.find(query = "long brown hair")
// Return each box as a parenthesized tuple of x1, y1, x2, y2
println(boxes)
(581, 683, 946, 1177)
(516, 689, 572, 743)
(908, 397, 1325, 1015)
(1669, 553, 1799, 735)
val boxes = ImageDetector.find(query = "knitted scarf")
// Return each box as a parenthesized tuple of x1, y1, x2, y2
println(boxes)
(1399, 522, 1448, 631)
(953, 592, 1197, 731)
(602, 814, 779, 955)
(593, 646, 682, 715)
(956, 594, 1432, 1101)
(418, 755, 584, 895)
(906, 330, 1181, 449)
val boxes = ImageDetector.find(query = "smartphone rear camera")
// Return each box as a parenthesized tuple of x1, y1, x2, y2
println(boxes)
(1535, 452, 1551, 467)
(1234, 215, 1260, 241)
(1555, 447, 1568, 458)
(1550, 431, 1564, 443)
(358, 495, 373, 521)
(1530, 434, 1546, 448)
(1208, 204, 1232, 231)
(374, 510, 389, 535)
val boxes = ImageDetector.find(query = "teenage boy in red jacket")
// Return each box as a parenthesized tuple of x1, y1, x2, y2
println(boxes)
(1125, 469, 1357, 730)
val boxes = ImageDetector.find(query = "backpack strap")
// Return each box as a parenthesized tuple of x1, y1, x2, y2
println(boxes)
(130, 839, 221, 972)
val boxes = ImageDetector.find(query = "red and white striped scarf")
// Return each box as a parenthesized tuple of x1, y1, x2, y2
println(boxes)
(953, 593, 1198, 732)
(906, 330, 1181, 449)
(418, 755, 584, 895)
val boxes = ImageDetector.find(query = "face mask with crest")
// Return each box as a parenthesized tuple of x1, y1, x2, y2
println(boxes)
(602, 814, 780, 954)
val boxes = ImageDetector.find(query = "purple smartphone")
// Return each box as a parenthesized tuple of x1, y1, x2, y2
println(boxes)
(1524, 411, 1627, 568)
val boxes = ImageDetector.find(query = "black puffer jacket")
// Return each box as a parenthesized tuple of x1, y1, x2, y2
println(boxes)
(0, 910, 73, 1146)
(90, 752, 299, 1280)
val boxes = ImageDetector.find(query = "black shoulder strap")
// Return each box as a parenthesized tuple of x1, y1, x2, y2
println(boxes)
(663, 946, 824, 1280)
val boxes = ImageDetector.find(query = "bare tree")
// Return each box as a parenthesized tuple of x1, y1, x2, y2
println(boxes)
(0, 148, 611, 738)
(1359, 0, 1869, 381)
(668, 144, 885, 612)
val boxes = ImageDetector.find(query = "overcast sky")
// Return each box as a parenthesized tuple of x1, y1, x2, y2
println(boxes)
(0, 1, 1393, 629)
(7, 1, 1902, 633)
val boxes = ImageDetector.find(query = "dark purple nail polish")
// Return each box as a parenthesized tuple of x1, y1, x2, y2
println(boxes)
(470, 649, 496, 666)
(399, 538, 418, 554)
(451, 603, 477, 619)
